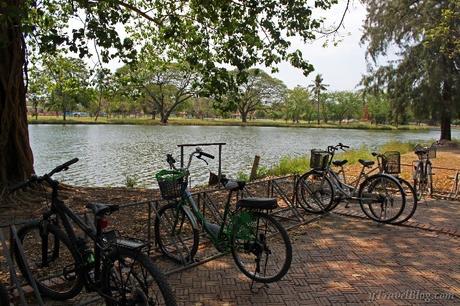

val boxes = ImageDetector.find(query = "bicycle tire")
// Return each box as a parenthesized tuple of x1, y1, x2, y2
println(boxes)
(359, 174, 406, 223)
(0, 283, 9, 306)
(296, 171, 334, 213)
(426, 162, 433, 196)
(14, 221, 83, 300)
(231, 211, 292, 283)
(392, 178, 418, 225)
(414, 162, 425, 201)
(154, 202, 199, 264)
(102, 247, 177, 306)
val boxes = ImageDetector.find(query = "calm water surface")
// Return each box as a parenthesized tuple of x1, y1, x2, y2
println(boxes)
(29, 125, 459, 187)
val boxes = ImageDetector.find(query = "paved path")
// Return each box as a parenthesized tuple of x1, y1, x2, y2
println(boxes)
(7, 198, 460, 305)
(166, 205, 459, 305)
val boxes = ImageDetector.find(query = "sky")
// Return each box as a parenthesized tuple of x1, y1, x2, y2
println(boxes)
(81, 1, 369, 92)
(269, 1, 369, 91)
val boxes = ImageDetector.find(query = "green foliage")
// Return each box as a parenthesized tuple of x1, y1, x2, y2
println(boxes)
(267, 155, 310, 177)
(379, 140, 418, 155)
(231, 68, 287, 122)
(308, 74, 329, 124)
(366, 94, 391, 124)
(326, 91, 362, 123)
(31, 54, 92, 119)
(361, 0, 460, 139)
(15, 0, 342, 101)
(283, 86, 312, 123)
(124, 174, 139, 188)
(236, 171, 249, 182)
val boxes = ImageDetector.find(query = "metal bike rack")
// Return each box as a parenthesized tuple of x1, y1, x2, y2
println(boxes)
(0, 225, 45, 306)
(177, 142, 226, 182)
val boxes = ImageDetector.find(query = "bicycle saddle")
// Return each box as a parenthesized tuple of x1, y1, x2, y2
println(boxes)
(332, 159, 348, 167)
(236, 197, 278, 210)
(221, 178, 246, 191)
(86, 203, 119, 216)
(358, 159, 375, 167)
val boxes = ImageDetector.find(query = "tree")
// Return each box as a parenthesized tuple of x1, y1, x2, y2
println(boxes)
(42, 55, 91, 120)
(283, 86, 312, 123)
(1, 0, 342, 185)
(27, 65, 49, 119)
(118, 47, 201, 124)
(234, 69, 287, 123)
(309, 74, 329, 124)
(361, 0, 460, 140)
(327, 91, 361, 124)
(367, 94, 391, 125)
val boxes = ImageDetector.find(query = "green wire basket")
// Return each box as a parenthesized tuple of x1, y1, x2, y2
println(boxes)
(155, 169, 187, 200)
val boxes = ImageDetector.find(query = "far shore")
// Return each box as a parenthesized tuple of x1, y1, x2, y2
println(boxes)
(27, 115, 436, 131)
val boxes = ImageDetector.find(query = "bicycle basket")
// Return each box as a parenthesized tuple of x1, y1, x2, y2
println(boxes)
(383, 151, 401, 174)
(310, 149, 330, 170)
(155, 169, 187, 200)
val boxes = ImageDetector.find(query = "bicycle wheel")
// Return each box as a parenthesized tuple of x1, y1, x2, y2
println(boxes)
(102, 247, 177, 306)
(392, 178, 417, 224)
(426, 162, 433, 196)
(154, 202, 199, 264)
(296, 171, 334, 213)
(231, 211, 292, 283)
(359, 175, 406, 223)
(414, 162, 425, 201)
(14, 221, 83, 300)
(0, 284, 9, 306)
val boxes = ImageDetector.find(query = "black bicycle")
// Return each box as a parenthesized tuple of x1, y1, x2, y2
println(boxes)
(0, 283, 9, 305)
(11, 159, 176, 305)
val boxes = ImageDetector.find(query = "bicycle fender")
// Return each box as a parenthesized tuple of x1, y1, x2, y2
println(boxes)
(181, 206, 199, 230)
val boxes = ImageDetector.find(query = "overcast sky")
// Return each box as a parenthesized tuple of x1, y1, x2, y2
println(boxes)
(269, 1, 368, 91)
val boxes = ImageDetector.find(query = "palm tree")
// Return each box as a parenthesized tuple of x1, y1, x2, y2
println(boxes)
(308, 74, 329, 124)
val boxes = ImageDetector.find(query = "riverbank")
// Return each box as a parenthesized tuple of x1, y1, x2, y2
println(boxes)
(28, 115, 431, 131)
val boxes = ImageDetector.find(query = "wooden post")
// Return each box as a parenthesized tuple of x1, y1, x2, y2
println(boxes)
(250, 155, 260, 181)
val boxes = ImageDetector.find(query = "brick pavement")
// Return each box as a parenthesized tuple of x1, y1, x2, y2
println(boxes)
(7, 198, 460, 305)
(164, 211, 459, 305)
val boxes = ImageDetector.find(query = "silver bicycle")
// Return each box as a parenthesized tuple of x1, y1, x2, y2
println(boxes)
(296, 143, 406, 223)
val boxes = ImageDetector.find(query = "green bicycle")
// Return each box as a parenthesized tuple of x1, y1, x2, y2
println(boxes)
(154, 148, 292, 283)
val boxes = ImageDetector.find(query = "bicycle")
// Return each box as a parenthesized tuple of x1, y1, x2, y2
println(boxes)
(413, 143, 436, 200)
(0, 283, 9, 305)
(367, 151, 417, 224)
(296, 143, 406, 223)
(11, 159, 176, 305)
(154, 148, 292, 284)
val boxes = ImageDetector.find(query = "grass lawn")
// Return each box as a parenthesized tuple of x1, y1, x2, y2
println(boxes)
(28, 115, 430, 131)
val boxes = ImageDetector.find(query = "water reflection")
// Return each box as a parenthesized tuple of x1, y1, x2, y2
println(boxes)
(29, 124, 458, 187)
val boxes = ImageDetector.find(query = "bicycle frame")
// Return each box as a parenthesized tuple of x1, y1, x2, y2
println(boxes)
(180, 187, 239, 250)
(38, 181, 118, 296)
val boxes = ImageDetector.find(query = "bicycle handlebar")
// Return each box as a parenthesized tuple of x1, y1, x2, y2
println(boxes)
(327, 143, 350, 153)
(165, 148, 214, 170)
(9, 158, 79, 192)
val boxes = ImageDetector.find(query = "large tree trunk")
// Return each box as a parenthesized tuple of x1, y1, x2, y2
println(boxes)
(241, 111, 248, 123)
(440, 114, 451, 141)
(160, 112, 168, 124)
(0, 1, 35, 186)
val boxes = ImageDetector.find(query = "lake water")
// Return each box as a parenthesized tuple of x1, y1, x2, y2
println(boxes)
(29, 124, 459, 187)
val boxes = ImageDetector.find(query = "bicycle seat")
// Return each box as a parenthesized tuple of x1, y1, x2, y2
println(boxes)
(222, 179, 246, 191)
(236, 197, 278, 210)
(358, 159, 375, 167)
(86, 203, 119, 216)
(332, 159, 348, 167)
